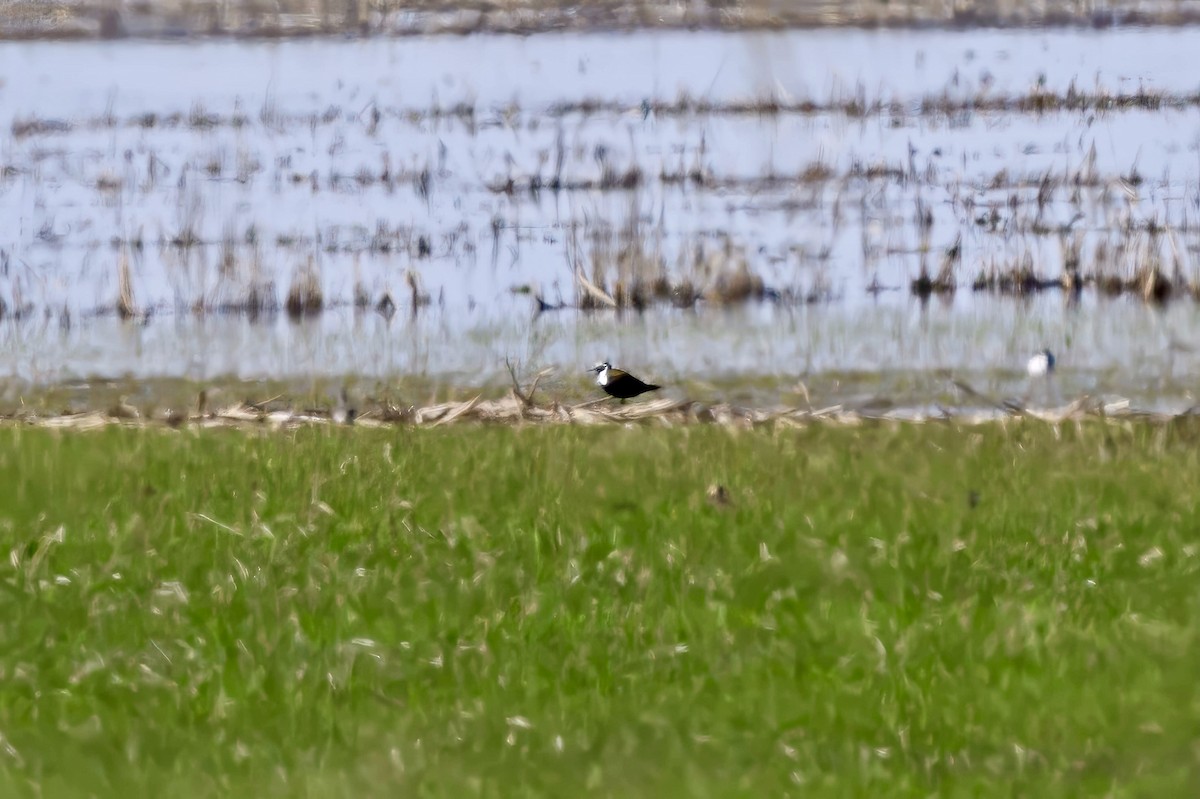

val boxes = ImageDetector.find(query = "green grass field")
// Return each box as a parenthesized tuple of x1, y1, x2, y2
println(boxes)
(2, 420, 1199, 797)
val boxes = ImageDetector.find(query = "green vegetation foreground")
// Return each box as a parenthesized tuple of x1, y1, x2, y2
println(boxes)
(2, 421, 1199, 796)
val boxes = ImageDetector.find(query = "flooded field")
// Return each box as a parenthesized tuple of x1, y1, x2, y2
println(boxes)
(4, 26, 1200, 414)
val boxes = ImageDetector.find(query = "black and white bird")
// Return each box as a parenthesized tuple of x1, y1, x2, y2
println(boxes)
(589, 361, 661, 402)
(1026, 349, 1056, 377)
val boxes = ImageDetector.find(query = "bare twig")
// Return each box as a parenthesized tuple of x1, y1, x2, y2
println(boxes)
(191, 513, 243, 536)
(575, 265, 617, 308)
(951, 379, 1018, 415)
(116, 248, 137, 320)
(247, 394, 283, 411)
(505, 357, 554, 408)
(505, 357, 528, 404)
(431, 395, 481, 427)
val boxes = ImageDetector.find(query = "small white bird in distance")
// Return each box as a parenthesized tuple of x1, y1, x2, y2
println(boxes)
(1026, 349, 1055, 377)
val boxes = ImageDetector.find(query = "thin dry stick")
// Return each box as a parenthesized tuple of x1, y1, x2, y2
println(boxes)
(191, 513, 243, 536)
(951, 379, 1021, 416)
(431, 395, 481, 427)
(575, 265, 617, 308)
(505, 357, 530, 405)
(505, 358, 553, 408)
(248, 394, 284, 410)
(116, 249, 137, 320)
(525, 371, 549, 404)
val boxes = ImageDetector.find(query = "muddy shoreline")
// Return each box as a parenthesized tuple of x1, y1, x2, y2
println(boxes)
(6, 391, 1192, 432)
(6, 0, 1200, 41)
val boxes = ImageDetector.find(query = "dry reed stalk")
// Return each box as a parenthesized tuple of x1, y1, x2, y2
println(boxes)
(504, 358, 552, 408)
(116, 249, 137, 320)
(429, 395, 482, 426)
(405, 270, 431, 311)
(574, 265, 617, 308)
(285, 257, 323, 318)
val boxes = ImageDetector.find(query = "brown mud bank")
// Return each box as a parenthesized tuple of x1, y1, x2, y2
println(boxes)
(4, 374, 1191, 432)
(6, 0, 1200, 40)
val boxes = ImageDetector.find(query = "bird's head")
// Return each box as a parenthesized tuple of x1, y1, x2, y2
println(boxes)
(589, 360, 611, 374)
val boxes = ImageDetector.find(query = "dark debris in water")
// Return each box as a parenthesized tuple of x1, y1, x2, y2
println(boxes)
(11, 86, 1200, 143)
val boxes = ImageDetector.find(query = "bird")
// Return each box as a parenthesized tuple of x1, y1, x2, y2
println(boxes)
(589, 361, 661, 403)
(1026, 349, 1056, 377)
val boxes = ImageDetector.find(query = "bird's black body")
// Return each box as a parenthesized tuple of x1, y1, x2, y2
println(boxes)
(590, 361, 661, 402)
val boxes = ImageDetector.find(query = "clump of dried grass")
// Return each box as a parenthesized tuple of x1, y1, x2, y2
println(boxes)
(7, 389, 1160, 434)
(285, 257, 323, 318)
(116, 248, 137, 320)
(702, 241, 766, 304)
(405, 270, 431, 312)
(972, 250, 1054, 294)
(911, 236, 959, 298)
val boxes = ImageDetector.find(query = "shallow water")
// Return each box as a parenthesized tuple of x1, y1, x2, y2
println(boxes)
(2, 27, 1200, 410)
